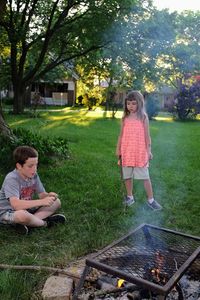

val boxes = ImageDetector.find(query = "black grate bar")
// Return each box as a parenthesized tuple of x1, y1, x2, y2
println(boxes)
(86, 257, 167, 295)
(164, 245, 200, 292)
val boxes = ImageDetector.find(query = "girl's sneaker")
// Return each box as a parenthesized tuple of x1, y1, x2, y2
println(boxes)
(147, 200, 162, 211)
(123, 196, 135, 207)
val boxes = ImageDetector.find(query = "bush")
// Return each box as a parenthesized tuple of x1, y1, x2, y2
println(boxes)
(2, 97, 14, 106)
(87, 97, 97, 110)
(172, 82, 200, 120)
(145, 95, 160, 120)
(0, 128, 69, 172)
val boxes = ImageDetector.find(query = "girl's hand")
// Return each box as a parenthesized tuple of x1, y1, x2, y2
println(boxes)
(149, 152, 153, 160)
(117, 155, 122, 166)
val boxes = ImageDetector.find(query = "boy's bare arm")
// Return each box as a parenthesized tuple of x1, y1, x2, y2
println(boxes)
(9, 195, 56, 211)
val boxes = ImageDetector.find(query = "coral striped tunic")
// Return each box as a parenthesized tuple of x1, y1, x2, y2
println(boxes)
(120, 117, 148, 167)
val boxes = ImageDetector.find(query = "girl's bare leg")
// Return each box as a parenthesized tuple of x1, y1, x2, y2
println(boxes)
(143, 179, 153, 200)
(124, 178, 133, 197)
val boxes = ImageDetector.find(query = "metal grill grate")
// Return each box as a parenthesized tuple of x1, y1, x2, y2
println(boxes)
(93, 224, 200, 282)
(73, 224, 200, 299)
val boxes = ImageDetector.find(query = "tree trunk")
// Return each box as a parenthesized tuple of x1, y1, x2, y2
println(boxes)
(105, 78, 113, 111)
(13, 81, 26, 114)
(0, 109, 17, 142)
(13, 92, 24, 115)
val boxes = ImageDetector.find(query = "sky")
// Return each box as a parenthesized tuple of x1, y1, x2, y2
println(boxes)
(153, 0, 200, 12)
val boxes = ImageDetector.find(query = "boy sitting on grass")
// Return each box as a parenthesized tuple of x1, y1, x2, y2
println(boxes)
(0, 145, 66, 235)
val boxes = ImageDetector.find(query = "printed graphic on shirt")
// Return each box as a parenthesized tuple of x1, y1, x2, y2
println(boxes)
(20, 186, 36, 200)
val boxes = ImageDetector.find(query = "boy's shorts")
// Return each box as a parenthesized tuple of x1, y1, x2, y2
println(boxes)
(0, 207, 39, 225)
(122, 166, 150, 180)
(0, 210, 15, 224)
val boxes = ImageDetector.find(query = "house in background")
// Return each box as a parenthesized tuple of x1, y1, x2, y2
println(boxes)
(145, 86, 177, 110)
(31, 76, 78, 106)
(31, 61, 79, 106)
(112, 86, 177, 110)
(1, 75, 78, 107)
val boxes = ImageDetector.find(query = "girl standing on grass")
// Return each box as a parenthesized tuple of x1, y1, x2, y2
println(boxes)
(116, 90, 162, 210)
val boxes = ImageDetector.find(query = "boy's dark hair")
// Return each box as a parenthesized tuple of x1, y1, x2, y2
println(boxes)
(13, 146, 38, 166)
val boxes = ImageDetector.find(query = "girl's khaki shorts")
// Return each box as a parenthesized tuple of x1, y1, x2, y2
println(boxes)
(122, 166, 150, 180)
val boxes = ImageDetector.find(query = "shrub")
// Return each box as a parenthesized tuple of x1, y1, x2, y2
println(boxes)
(0, 128, 69, 172)
(145, 95, 160, 120)
(171, 82, 200, 120)
(2, 97, 14, 106)
(87, 97, 97, 110)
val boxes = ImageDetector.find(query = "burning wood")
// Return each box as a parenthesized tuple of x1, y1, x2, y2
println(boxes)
(147, 251, 169, 285)
(117, 279, 125, 288)
(151, 268, 167, 284)
(75, 265, 200, 300)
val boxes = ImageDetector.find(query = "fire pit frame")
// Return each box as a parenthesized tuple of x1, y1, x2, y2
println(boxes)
(72, 223, 200, 300)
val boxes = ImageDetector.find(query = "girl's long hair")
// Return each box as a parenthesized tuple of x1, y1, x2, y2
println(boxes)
(123, 90, 147, 121)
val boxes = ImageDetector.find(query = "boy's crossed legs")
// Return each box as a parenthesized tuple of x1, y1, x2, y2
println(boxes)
(0, 198, 66, 234)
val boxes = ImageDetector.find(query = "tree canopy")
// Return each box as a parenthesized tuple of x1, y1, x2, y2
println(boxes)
(0, 0, 137, 114)
(0, 0, 200, 127)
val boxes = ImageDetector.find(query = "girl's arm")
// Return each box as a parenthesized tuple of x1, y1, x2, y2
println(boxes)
(144, 115, 153, 160)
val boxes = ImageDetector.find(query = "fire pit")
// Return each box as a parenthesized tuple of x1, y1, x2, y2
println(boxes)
(73, 223, 200, 300)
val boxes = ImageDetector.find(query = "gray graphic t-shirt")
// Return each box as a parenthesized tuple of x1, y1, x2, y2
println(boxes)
(0, 169, 45, 216)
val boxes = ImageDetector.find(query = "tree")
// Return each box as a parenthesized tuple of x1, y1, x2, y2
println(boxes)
(76, 4, 182, 101)
(153, 11, 200, 119)
(76, 50, 132, 111)
(75, 1, 156, 110)
(76, 7, 200, 118)
(0, 0, 136, 114)
(150, 11, 200, 88)
(123, 9, 177, 89)
(0, 107, 16, 141)
(0, 0, 136, 139)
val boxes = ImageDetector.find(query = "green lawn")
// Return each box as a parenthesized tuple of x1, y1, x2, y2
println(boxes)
(0, 108, 200, 299)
